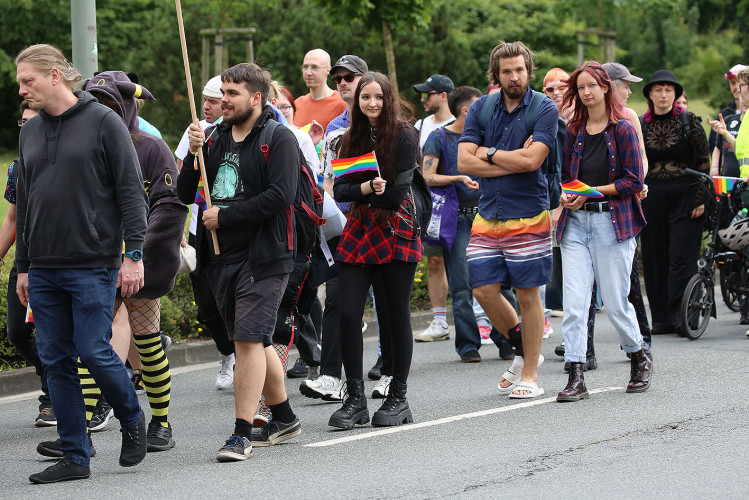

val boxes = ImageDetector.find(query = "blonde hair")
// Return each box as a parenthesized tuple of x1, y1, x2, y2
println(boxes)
(738, 67, 749, 85)
(15, 44, 81, 90)
(269, 80, 283, 101)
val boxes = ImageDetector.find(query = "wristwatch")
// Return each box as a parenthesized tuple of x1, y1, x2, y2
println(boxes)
(124, 249, 143, 261)
(486, 147, 497, 165)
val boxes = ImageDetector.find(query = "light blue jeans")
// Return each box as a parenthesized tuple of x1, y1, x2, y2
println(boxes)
(560, 211, 642, 363)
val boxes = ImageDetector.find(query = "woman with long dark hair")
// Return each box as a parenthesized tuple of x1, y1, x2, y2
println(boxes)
(328, 72, 421, 429)
(555, 62, 650, 402)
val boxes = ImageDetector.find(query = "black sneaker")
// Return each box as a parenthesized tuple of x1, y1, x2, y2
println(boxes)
(160, 332, 172, 351)
(250, 417, 301, 447)
(286, 358, 308, 379)
(554, 341, 565, 357)
(35, 403, 57, 427)
(29, 454, 90, 484)
(461, 349, 481, 363)
(119, 409, 147, 467)
(131, 369, 146, 395)
(38, 435, 96, 458)
(89, 397, 113, 432)
(147, 420, 176, 452)
(367, 356, 383, 380)
(216, 434, 252, 462)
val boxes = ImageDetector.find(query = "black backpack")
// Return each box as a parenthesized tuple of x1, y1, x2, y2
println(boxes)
(478, 90, 562, 209)
(257, 120, 326, 257)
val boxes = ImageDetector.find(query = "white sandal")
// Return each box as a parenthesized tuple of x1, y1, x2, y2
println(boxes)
(508, 381, 545, 399)
(497, 354, 544, 394)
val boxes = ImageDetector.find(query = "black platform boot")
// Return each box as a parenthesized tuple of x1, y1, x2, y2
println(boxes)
(371, 379, 413, 427)
(328, 379, 369, 429)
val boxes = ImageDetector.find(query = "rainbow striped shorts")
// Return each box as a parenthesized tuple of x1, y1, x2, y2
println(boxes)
(467, 211, 552, 289)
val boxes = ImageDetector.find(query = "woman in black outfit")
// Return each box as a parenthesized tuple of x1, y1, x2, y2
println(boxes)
(329, 72, 422, 429)
(639, 70, 709, 335)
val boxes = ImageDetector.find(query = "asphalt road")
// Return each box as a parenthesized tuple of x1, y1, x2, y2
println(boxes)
(1, 300, 748, 499)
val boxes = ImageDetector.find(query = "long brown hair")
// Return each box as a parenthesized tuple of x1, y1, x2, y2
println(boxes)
(341, 72, 416, 222)
(562, 61, 626, 134)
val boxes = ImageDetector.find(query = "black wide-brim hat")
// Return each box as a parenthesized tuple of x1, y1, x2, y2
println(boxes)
(642, 69, 684, 100)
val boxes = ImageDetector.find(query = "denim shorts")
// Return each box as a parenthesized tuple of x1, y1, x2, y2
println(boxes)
(466, 211, 552, 289)
(207, 259, 289, 345)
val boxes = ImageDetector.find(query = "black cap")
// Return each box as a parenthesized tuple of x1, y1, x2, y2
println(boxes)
(331, 55, 368, 75)
(642, 69, 683, 100)
(413, 74, 454, 94)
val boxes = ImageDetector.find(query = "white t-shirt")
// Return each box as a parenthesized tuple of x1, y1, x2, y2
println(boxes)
(175, 119, 214, 235)
(415, 114, 455, 150)
(289, 126, 321, 175)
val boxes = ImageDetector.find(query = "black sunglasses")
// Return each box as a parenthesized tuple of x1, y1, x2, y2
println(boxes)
(332, 73, 359, 84)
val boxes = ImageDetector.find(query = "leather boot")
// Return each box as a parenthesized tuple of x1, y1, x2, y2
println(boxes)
(626, 349, 652, 393)
(328, 379, 369, 429)
(371, 379, 413, 427)
(557, 363, 588, 402)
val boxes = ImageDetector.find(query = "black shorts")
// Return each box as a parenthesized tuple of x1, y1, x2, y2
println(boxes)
(207, 259, 289, 345)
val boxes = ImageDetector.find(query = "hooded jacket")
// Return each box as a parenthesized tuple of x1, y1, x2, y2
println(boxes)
(16, 91, 148, 273)
(177, 105, 299, 280)
(82, 71, 187, 298)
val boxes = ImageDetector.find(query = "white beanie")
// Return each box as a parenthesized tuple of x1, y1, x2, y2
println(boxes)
(202, 75, 222, 98)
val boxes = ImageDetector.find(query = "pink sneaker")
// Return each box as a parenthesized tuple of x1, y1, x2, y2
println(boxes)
(543, 318, 553, 339)
(478, 325, 493, 345)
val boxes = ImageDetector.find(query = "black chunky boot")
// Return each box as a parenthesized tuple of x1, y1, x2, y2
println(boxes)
(328, 379, 369, 429)
(557, 362, 588, 402)
(371, 379, 413, 427)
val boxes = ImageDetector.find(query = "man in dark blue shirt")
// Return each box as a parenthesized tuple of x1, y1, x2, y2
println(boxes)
(458, 41, 558, 399)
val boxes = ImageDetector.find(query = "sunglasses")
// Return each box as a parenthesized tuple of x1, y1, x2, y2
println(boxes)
(332, 73, 358, 84)
(421, 91, 439, 100)
(545, 86, 562, 93)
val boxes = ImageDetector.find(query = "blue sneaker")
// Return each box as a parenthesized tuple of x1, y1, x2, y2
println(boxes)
(216, 434, 251, 462)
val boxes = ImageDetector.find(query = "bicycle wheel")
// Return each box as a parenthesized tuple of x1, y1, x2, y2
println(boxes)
(720, 268, 741, 312)
(681, 273, 714, 340)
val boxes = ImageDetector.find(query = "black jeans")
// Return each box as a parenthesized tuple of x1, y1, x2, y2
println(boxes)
(7, 265, 50, 404)
(339, 261, 416, 383)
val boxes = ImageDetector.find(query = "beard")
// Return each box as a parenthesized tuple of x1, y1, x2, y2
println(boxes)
(503, 83, 527, 100)
(223, 102, 254, 126)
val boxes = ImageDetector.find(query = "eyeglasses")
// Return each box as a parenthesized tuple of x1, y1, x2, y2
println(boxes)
(332, 73, 358, 84)
(277, 105, 293, 112)
(301, 64, 327, 72)
(421, 92, 439, 100)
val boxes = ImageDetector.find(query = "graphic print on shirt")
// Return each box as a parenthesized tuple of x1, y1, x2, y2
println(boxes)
(211, 150, 243, 208)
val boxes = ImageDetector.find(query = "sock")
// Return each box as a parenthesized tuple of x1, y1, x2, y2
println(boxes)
(432, 307, 447, 326)
(77, 359, 101, 426)
(507, 324, 524, 358)
(268, 399, 295, 424)
(234, 418, 253, 438)
(134, 332, 171, 428)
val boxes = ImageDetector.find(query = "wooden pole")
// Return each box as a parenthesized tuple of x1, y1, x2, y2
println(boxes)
(175, 0, 220, 254)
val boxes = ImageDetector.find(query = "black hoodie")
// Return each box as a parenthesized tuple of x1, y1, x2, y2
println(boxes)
(15, 91, 148, 272)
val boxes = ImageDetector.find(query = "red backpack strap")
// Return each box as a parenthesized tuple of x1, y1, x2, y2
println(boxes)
(298, 202, 326, 226)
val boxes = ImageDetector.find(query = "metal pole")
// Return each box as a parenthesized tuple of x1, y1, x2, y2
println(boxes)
(70, 0, 98, 79)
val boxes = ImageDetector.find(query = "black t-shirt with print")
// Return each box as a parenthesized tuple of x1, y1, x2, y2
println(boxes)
(208, 135, 253, 263)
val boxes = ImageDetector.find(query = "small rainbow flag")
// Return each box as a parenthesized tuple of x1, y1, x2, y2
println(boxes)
(25, 305, 33, 324)
(194, 177, 207, 210)
(562, 180, 604, 198)
(713, 176, 742, 195)
(331, 151, 379, 178)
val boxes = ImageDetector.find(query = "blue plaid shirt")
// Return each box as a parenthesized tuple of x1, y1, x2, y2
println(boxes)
(556, 119, 645, 243)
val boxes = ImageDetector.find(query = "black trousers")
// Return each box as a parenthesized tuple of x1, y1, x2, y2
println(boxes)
(339, 261, 416, 383)
(641, 179, 704, 330)
(7, 265, 50, 405)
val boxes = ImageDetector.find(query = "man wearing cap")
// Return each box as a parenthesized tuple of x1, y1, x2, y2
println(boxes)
(710, 64, 748, 177)
(412, 74, 455, 343)
(414, 74, 455, 149)
(294, 49, 347, 131)
(175, 75, 236, 391)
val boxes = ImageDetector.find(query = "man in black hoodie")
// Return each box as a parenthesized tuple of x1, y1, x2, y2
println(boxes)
(15, 44, 149, 483)
(177, 62, 301, 461)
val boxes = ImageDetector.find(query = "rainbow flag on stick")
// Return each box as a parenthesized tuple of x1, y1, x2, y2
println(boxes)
(331, 151, 380, 178)
(562, 180, 604, 199)
(713, 176, 742, 195)
(25, 305, 33, 324)
(194, 177, 207, 210)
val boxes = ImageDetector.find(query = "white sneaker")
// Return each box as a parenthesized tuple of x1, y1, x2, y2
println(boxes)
(215, 353, 235, 390)
(372, 375, 392, 398)
(300, 375, 343, 401)
(414, 319, 449, 342)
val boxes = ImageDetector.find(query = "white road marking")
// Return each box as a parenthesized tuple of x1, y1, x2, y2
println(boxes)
(305, 386, 623, 448)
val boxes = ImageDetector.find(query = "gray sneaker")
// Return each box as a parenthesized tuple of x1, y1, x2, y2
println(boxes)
(146, 420, 175, 452)
(250, 417, 301, 447)
(216, 434, 252, 462)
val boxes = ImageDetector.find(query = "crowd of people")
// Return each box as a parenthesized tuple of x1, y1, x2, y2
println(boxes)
(6, 39, 749, 483)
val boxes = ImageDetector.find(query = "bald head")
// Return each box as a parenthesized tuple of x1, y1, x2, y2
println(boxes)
(302, 49, 332, 92)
